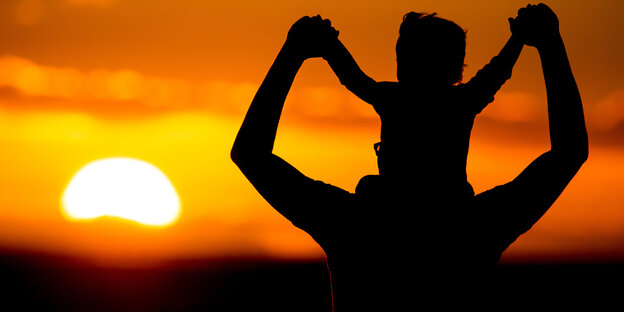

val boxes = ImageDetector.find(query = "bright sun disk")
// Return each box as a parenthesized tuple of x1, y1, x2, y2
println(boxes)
(61, 157, 181, 227)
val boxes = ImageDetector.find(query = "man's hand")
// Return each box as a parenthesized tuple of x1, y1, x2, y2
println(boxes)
(511, 3, 560, 48)
(284, 15, 339, 60)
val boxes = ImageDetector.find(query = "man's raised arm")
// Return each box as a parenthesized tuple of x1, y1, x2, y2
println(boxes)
(230, 27, 304, 167)
(534, 7, 588, 165)
(231, 15, 336, 167)
(231, 16, 348, 229)
(525, 3, 588, 167)
(485, 4, 588, 231)
(510, 3, 588, 195)
(472, 4, 588, 252)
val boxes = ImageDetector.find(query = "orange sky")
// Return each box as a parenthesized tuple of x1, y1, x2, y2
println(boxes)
(0, 0, 623, 265)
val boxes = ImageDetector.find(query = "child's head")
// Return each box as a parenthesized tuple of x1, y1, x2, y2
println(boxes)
(396, 12, 466, 87)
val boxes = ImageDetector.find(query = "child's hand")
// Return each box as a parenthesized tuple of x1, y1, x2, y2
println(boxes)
(285, 15, 339, 60)
(508, 16, 523, 40)
(510, 3, 560, 48)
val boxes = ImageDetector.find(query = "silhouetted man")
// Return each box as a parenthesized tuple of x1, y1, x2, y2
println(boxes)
(231, 4, 587, 311)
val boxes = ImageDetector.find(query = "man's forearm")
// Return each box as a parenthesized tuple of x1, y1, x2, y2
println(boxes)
(232, 45, 304, 162)
(538, 34, 588, 162)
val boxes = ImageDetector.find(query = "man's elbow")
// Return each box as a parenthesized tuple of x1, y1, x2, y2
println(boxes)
(569, 148, 588, 171)
(573, 136, 590, 166)
(575, 144, 589, 167)
(230, 143, 270, 171)
(552, 143, 589, 170)
(230, 146, 242, 166)
(230, 144, 252, 168)
(230, 138, 249, 165)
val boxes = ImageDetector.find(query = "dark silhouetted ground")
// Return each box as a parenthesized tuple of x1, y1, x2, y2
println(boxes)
(1, 248, 621, 311)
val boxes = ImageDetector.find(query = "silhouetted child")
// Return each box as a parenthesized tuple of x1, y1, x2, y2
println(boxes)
(324, 12, 524, 199)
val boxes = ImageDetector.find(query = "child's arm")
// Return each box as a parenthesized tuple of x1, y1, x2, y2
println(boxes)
(323, 37, 389, 107)
(463, 18, 525, 114)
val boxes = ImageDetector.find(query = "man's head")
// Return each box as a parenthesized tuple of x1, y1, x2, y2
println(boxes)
(396, 12, 466, 87)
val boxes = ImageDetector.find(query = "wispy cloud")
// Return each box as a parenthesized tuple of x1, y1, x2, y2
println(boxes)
(1, 54, 622, 136)
(590, 89, 624, 131)
(480, 91, 543, 123)
(0, 55, 378, 122)
(65, 0, 119, 7)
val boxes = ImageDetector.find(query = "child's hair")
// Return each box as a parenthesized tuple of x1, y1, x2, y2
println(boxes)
(396, 12, 467, 86)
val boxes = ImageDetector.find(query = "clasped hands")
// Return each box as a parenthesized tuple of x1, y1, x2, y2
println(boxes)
(283, 15, 339, 61)
(284, 3, 561, 61)
(510, 3, 560, 48)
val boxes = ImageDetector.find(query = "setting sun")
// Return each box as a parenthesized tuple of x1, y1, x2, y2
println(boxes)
(61, 157, 181, 227)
